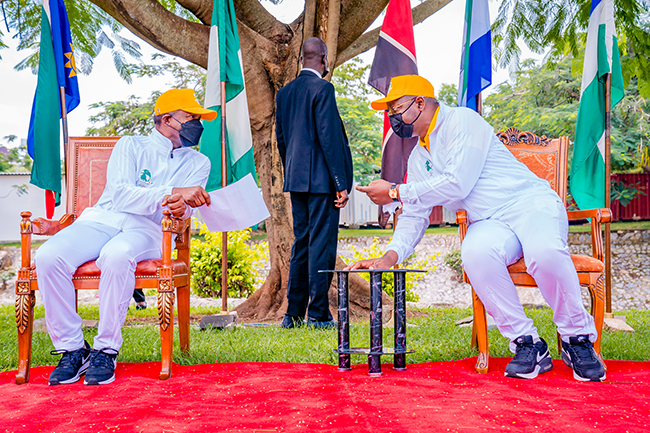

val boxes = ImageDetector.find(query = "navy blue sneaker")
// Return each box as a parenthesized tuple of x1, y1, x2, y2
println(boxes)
(561, 335, 606, 382)
(504, 335, 553, 379)
(48, 341, 91, 385)
(306, 316, 337, 329)
(281, 315, 304, 329)
(84, 348, 118, 385)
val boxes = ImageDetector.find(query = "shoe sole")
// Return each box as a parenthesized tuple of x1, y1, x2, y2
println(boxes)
(84, 374, 115, 385)
(504, 356, 553, 379)
(561, 349, 606, 382)
(48, 358, 90, 386)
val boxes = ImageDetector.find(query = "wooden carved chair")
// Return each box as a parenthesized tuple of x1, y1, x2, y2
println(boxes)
(15, 136, 192, 384)
(456, 127, 611, 374)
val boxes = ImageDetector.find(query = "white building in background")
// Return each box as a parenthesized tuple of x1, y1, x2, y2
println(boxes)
(0, 173, 67, 242)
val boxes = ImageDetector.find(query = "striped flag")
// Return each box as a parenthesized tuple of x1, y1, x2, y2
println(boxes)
(570, 0, 625, 210)
(368, 0, 418, 226)
(201, 0, 256, 192)
(26, 0, 80, 218)
(458, 0, 492, 111)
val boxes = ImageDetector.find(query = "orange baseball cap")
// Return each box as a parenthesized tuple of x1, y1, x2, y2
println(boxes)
(370, 75, 436, 111)
(154, 88, 217, 121)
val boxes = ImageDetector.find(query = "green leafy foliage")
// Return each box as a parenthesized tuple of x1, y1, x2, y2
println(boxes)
(437, 83, 458, 107)
(85, 54, 207, 136)
(332, 58, 383, 186)
(86, 95, 156, 136)
(443, 249, 463, 279)
(0, 142, 32, 173)
(342, 237, 439, 302)
(482, 56, 650, 173)
(492, 0, 650, 98)
(190, 221, 268, 299)
(611, 180, 647, 206)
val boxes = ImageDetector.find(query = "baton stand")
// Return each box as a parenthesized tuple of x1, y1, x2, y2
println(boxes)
(322, 269, 425, 376)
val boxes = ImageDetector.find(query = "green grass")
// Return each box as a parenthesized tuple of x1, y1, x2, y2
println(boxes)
(1, 304, 647, 372)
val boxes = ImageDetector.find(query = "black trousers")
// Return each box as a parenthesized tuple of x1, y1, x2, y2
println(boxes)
(286, 192, 340, 321)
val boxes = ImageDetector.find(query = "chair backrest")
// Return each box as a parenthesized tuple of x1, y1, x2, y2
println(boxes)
(496, 127, 568, 205)
(66, 137, 120, 218)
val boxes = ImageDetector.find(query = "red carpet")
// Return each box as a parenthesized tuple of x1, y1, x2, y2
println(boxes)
(1, 358, 649, 432)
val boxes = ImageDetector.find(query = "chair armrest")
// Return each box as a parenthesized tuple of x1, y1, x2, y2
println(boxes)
(567, 208, 611, 262)
(456, 210, 468, 242)
(32, 214, 74, 236)
(160, 211, 191, 267)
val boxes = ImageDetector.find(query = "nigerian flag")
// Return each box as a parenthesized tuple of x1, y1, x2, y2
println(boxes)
(201, 0, 256, 191)
(570, 0, 624, 210)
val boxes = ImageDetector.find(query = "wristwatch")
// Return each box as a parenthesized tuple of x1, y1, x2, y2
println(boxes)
(388, 183, 400, 202)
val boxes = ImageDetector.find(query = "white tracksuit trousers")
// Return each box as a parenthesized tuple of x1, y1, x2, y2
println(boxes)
(460, 192, 598, 351)
(35, 220, 162, 352)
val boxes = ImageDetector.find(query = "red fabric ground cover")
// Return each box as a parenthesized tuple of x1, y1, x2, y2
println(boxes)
(1, 358, 649, 433)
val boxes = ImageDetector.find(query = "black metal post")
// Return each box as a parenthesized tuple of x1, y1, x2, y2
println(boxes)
(337, 271, 351, 371)
(369, 271, 383, 376)
(393, 271, 407, 370)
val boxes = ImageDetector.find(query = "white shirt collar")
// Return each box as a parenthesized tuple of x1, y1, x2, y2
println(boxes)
(301, 68, 322, 78)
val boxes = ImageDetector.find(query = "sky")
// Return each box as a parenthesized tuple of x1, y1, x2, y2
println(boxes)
(0, 0, 537, 149)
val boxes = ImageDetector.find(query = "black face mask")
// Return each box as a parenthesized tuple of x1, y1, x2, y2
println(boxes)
(321, 65, 330, 78)
(171, 117, 204, 147)
(388, 99, 422, 139)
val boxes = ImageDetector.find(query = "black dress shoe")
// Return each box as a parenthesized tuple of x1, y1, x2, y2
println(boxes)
(281, 315, 304, 329)
(306, 317, 337, 329)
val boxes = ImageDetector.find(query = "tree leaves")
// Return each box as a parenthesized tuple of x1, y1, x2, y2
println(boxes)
(492, 0, 650, 97)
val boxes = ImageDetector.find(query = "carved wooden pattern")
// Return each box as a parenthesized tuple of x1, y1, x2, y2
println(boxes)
(497, 127, 551, 147)
(66, 137, 119, 217)
(510, 151, 558, 191)
(20, 217, 32, 234)
(158, 292, 174, 331)
(15, 294, 34, 334)
(476, 352, 489, 371)
(16, 282, 30, 295)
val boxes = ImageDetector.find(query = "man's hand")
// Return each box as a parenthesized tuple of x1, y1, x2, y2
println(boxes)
(344, 251, 399, 271)
(171, 186, 211, 208)
(162, 193, 187, 218)
(355, 179, 395, 206)
(335, 190, 349, 208)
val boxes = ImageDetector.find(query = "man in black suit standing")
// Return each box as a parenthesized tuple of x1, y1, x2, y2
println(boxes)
(275, 37, 354, 329)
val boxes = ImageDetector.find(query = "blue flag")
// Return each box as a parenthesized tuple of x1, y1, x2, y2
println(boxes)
(26, 0, 80, 217)
(458, 0, 492, 111)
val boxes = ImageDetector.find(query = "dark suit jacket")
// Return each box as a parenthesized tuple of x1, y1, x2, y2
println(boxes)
(275, 70, 353, 194)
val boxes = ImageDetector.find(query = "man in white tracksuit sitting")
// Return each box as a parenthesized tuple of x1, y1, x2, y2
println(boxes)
(348, 75, 605, 382)
(37, 89, 215, 386)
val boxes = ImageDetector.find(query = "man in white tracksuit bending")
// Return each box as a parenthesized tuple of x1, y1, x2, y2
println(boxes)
(347, 75, 605, 382)
(37, 89, 215, 386)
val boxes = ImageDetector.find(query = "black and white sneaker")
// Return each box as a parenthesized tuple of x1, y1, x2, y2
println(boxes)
(84, 348, 118, 385)
(561, 335, 606, 382)
(504, 335, 553, 379)
(48, 340, 91, 385)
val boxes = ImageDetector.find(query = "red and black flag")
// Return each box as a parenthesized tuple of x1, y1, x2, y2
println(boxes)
(368, 0, 418, 227)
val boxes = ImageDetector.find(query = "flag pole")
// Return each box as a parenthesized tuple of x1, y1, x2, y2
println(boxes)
(58, 87, 69, 178)
(476, 93, 483, 116)
(604, 73, 612, 315)
(221, 81, 229, 314)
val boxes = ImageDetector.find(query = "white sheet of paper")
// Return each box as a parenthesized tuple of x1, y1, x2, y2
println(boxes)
(198, 173, 270, 232)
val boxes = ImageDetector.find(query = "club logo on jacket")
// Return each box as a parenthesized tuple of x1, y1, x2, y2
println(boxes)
(139, 169, 152, 185)
(425, 160, 432, 172)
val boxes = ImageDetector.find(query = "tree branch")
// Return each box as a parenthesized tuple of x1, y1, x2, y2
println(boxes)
(325, 0, 341, 73)
(90, 0, 210, 68)
(233, 0, 293, 44)
(336, 0, 388, 56)
(336, 0, 454, 67)
(175, 0, 213, 25)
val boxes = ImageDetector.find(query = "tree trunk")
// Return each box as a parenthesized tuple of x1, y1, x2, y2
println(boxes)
(232, 10, 391, 322)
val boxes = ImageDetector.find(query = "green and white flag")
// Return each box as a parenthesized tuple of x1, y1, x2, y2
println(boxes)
(201, 0, 256, 192)
(570, 0, 624, 210)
